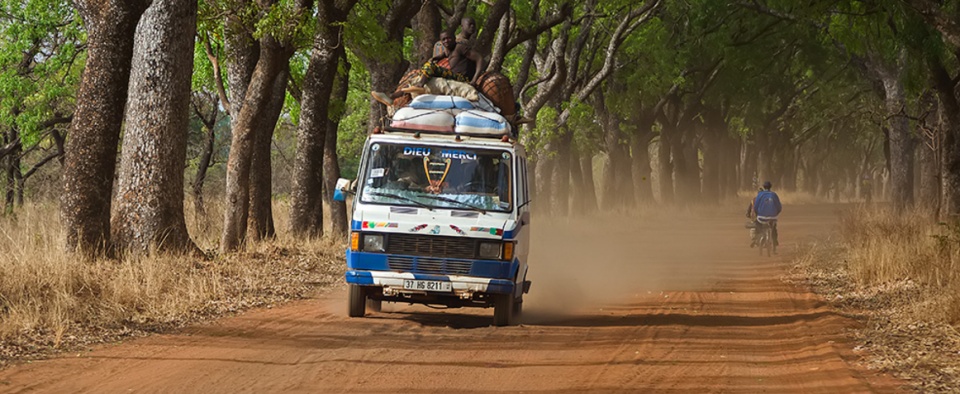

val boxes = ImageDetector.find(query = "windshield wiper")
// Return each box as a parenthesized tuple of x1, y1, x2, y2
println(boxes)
(367, 191, 434, 211)
(420, 195, 487, 214)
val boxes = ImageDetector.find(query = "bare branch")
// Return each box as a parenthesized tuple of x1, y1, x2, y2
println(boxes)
(204, 33, 231, 116)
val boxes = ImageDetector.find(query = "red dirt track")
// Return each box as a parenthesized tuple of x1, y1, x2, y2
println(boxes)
(0, 204, 902, 393)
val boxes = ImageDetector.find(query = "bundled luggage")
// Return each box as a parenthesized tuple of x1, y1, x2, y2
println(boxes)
(383, 62, 522, 138)
(409, 94, 474, 110)
(455, 109, 509, 136)
(474, 72, 515, 119)
(390, 107, 456, 133)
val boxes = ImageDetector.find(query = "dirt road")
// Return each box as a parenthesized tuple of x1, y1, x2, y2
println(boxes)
(0, 204, 902, 393)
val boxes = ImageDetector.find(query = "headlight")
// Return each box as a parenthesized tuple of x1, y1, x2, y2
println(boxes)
(363, 234, 385, 252)
(478, 242, 502, 259)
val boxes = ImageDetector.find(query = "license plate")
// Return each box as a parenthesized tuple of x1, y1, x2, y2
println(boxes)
(403, 279, 452, 292)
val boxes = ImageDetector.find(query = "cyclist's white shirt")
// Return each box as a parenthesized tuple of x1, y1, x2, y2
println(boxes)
(757, 215, 778, 221)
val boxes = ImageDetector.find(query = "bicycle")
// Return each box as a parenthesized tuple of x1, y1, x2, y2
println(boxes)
(756, 220, 775, 256)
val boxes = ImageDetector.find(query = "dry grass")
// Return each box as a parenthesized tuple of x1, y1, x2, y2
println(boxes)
(0, 200, 346, 367)
(790, 206, 960, 392)
(838, 206, 960, 322)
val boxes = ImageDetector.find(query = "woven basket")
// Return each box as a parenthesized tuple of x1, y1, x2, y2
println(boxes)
(474, 72, 515, 118)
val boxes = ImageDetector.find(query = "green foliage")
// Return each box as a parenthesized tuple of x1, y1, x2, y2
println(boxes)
(255, 0, 313, 45)
(338, 50, 371, 177)
(285, 50, 310, 124)
(345, 0, 403, 64)
(0, 0, 83, 147)
(567, 101, 602, 157)
(0, 0, 944, 205)
(526, 106, 558, 155)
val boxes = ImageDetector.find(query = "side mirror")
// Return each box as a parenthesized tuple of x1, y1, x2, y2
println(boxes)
(333, 178, 353, 202)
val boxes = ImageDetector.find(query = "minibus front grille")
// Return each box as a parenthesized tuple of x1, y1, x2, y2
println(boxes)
(387, 256, 473, 275)
(385, 233, 476, 259)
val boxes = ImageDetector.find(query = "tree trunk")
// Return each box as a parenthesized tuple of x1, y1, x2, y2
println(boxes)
(324, 55, 350, 237)
(366, 61, 408, 133)
(601, 141, 619, 210)
(579, 152, 598, 213)
(700, 107, 724, 204)
(3, 127, 20, 213)
(352, 0, 420, 134)
(930, 58, 960, 220)
(192, 113, 216, 217)
(658, 133, 673, 202)
(535, 144, 556, 215)
(224, 14, 259, 127)
(883, 77, 914, 212)
(600, 110, 624, 211)
(246, 65, 287, 242)
(62, 1, 152, 255)
(720, 133, 740, 199)
(554, 128, 572, 215)
(569, 142, 585, 214)
(411, 0, 441, 65)
(487, 11, 511, 73)
(512, 40, 536, 99)
(112, 0, 198, 254)
(631, 134, 654, 203)
(291, 0, 354, 238)
(597, 93, 632, 210)
(756, 132, 772, 187)
(221, 37, 291, 252)
(781, 145, 799, 192)
(740, 137, 758, 191)
(670, 124, 695, 205)
(701, 132, 721, 205)
(13, 162, 23, 207)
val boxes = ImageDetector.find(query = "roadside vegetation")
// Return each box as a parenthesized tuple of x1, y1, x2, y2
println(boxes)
(0, 201, 346, 368)
(7, 0, 960, 386)
(792, 205, 960, 392)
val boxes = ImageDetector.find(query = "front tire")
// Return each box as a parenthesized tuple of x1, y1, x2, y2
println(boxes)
(366, 297, 382, 312)
(348, 284, 366, 317)
(493, 294, 517, 326)
(759, 229, 772, 256)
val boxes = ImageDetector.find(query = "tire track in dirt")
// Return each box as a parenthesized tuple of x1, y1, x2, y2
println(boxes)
(0, 204, 904, 393)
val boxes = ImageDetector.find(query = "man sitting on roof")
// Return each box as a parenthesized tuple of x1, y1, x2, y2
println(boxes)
(372, 30, 484, 108)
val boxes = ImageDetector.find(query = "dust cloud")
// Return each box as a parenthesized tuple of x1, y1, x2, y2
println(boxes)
(522, 206, 750, 322)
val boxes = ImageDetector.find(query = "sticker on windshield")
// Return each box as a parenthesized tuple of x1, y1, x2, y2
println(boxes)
(502, 152, 511, 159)
(404, 147, 432, 156)
(440, 149, 477, 160)
(371, 144, 380, 151)
(370, 168, 385, 178)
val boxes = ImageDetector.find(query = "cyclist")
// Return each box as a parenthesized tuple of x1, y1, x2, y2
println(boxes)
(750, 181, 782, 250)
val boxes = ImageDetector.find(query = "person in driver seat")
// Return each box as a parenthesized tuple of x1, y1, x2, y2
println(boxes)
(386, 160, 425, 191)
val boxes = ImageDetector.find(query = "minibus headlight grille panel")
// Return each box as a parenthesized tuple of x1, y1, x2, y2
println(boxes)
(386, 234, 476, 259)
(387, 256, 472, 275)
